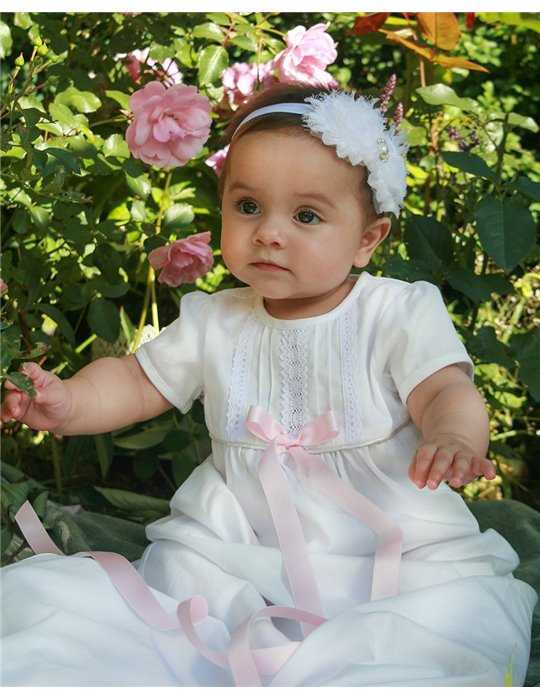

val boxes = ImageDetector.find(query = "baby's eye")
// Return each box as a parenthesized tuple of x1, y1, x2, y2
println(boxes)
(235, 198, 260, 215)
(295, 209, 322, 225)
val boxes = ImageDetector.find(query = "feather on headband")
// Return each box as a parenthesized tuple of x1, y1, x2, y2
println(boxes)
(232, 90, 408, 217)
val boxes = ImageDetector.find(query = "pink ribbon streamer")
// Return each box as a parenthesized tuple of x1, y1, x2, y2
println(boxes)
(14, 500, 306, 685)
(246, 406, 402, 607)
(13, 406, 402, 686)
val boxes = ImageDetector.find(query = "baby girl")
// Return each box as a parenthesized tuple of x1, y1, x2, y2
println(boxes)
(0, 83, 536, 687)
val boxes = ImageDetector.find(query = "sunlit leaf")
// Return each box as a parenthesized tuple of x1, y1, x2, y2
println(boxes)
(0, 20, 13, 58)
(55, 86, 102, 114)
(416, 84, 479, 112)
(416, 13, 460, 50)
(197, 45, 228, 85)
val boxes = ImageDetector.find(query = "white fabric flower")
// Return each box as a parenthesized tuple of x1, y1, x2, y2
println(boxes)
(303, 91, 408, 216)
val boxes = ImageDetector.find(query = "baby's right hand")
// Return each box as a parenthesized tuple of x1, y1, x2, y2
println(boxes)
(0, 362, 72, 432)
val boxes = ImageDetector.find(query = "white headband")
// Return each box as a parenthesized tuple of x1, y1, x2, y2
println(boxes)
(231, 92, 408, 216)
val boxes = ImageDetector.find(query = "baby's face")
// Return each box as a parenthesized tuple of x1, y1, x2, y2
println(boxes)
(220, 130, 390, 318)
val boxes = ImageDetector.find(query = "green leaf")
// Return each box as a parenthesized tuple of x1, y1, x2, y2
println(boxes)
(163, 203, 195, 230)
(404, 216, 453, 270)
(46, 146, 81, 173)
(14, 13, 33, 29)
(192, 21, 225, 42)
(468, 327, 515, 370)
(0, 327, 18, 369)
(133, 451, 160, 480)
(126, 173, 151, 200)
(512, 176, 540, 202)
(89, 279, 130, 299)
(383, 256, 437, 284)
(102, 134, 130, 159)
(475, 196, 537, 271)
(37, 303, 76, 345)
(206, 13, 231, 25)
(31, 490, 49, 519)
(3, 372, 37, 398)
(105, 90, 130, 110)
(55, 86, 102, 114)
(1, 526, 13, 556)
(0, 21, 13, 59)
(416, 84, 478, 112)
(197, 45, 228, 85)
(29, 205, 51, 229)
(479, 12, 540, 33)
(1, 481, 31, 512)
(441, 151, 496, 181)
(231, 34, 258, 52)
(445, 268, 513, 303)
(510, 328, 540, 402)
(48, 102, 88, 131)
(161, 430, 192, 452)
(87, 298, 120, 342)
(130, 200, 146, 222)
(113, 424, 170, 450)
(94, 487, 169, 515)
(94, 434, 113, 480)
(507, 112, 539, 133)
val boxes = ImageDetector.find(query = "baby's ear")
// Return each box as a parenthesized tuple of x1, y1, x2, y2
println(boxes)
(353, 216, 392, 267)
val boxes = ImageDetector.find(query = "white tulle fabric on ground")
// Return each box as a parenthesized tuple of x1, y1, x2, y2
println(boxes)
(1, 272, 537, 686)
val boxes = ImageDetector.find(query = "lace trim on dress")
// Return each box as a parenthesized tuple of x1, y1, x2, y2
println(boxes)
(339, 306, 362, 442)
(226, 309, 259, 441)
(279, 327, 310, 436)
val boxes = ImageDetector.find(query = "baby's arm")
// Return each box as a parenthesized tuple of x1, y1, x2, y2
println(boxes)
(406, 364, 497, 489)
(0, 356, 173, 436)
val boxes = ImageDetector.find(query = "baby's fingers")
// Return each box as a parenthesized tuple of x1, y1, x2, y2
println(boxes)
(0, 388, 31, 423)
(474, 457, 497, 480)
(448, 453, 473, 488)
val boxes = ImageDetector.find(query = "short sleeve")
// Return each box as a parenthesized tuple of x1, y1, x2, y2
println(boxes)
(134, 291, 209, 413)
(385, 281, 474, 405)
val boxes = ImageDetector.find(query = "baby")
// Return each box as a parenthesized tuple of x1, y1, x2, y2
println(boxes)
(1, 84, 495, 492)
(1, 83, 536, 687)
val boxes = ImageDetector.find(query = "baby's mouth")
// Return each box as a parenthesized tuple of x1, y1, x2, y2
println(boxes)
(251, 261, 289, 272)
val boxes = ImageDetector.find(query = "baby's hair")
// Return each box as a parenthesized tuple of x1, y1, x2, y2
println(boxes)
(217, 83, 381, 225)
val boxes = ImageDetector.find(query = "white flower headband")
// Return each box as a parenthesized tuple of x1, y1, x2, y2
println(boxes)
(232, 90, 409, 216)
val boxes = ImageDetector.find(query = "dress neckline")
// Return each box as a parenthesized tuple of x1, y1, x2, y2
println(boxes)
(253, 271, 372, 328)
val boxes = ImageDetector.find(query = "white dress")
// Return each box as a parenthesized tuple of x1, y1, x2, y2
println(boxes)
(2, 272, 537, 686)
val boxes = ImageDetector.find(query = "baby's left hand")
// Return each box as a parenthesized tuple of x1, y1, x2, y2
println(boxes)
(409, 435, 497, 490)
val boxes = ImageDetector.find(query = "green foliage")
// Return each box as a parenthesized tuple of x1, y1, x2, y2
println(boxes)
(0, 12, 538, 539)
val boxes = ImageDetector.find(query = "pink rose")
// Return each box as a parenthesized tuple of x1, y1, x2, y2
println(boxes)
(205, 145, 229, 176)
(222, 61, 277, 109)
(126, 81, 212, 168)
(148, 232, 214, 286)
(0, 279, 7, 296)
(116, 48, 183, 86)
(273, 23, 338, 87)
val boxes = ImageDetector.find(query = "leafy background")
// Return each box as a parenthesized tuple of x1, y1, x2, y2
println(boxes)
(1, 12, 539, 567)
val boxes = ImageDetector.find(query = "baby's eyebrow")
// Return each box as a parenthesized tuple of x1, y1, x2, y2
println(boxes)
(228, 181, 336, 210)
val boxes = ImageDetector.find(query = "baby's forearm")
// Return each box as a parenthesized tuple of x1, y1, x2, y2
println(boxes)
(55, 356, 150, 436)
(420, 381, 490, 456)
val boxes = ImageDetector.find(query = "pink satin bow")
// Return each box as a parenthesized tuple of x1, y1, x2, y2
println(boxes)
(246, 405, 402, 627)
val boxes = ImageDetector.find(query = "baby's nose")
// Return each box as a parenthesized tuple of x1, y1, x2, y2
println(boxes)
(252, 225, 285, 247)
